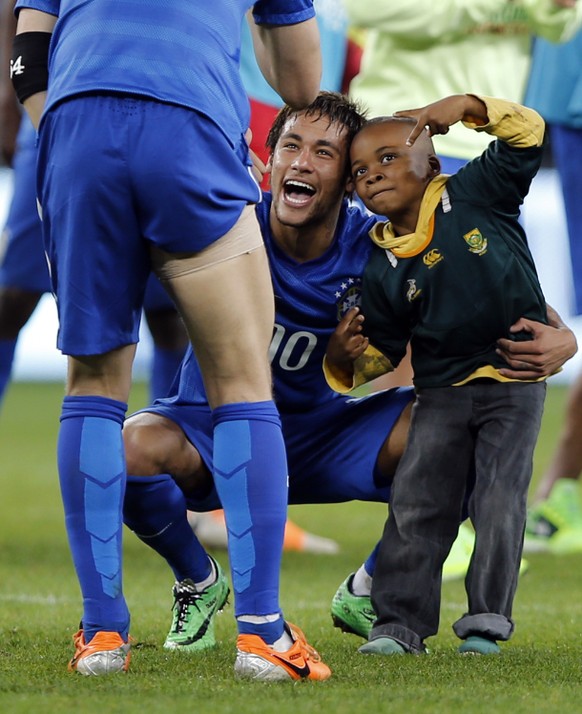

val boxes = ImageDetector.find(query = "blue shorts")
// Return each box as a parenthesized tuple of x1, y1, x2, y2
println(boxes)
(134, 387, 414, 511)
(0, 117, 173, 313)
(0, 119, 50, 293)
(37, 94, 261, 355)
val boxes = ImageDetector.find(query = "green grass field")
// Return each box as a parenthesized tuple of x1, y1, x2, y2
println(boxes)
(1, 381, 582, 713)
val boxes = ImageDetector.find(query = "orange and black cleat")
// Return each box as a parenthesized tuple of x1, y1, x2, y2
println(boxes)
(235, 622, 331, 681)
(68, 629, 131, 676)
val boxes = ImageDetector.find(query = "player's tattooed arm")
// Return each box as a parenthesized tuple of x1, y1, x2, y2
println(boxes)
(323, 307, 394, 392)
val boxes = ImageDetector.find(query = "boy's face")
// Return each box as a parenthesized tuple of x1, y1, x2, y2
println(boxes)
(269, 112, 352, 230)
(350, 121, 438, 225)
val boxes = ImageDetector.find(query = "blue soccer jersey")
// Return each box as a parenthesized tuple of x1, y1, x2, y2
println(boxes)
(15, 0, 315, 144)
(260, 195, 377, 410)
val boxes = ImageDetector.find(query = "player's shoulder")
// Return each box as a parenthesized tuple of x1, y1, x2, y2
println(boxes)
(336, 199, 377, 246)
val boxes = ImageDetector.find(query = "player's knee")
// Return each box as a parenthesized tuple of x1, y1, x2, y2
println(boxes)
(123, 415, 169, 476)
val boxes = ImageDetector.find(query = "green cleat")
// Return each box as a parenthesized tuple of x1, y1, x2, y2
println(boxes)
(330, 574, 375, 639)
(442, 521, 475, 582)
(443, 521, 528, 577)
(524, 479, 582, 554)
(164, 557, 230, 652)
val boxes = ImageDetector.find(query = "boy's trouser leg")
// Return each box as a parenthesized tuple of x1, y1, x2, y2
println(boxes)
(370, 387, 474, 651)
(454, 381, 546, 641)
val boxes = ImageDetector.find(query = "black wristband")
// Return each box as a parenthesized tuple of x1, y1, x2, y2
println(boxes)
(10, 32, 51, 104)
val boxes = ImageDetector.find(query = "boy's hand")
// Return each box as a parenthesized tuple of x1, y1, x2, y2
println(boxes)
(326, 307, 369, 373)
(394, 94, 488, 147)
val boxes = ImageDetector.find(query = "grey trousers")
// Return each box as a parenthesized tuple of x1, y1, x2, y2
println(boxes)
(369, 381, 546, 652)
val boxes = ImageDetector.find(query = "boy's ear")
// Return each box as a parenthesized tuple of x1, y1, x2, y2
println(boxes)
(428, 154, 441, 177)
(345, 174, 355, 194)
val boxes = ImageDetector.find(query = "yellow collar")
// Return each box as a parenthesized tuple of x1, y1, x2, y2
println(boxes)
(369, 175, 449, 258)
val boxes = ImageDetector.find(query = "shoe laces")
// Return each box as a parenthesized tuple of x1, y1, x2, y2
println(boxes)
(171, 580, 204, 632)
(288, 624, 322, 663)
(300, 639, 322, 663)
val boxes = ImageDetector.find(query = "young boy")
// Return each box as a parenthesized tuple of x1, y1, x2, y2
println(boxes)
(325, 94, 557, 655)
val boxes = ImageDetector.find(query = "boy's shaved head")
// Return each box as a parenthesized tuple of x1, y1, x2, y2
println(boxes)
(349, 115, 441, 235)
(362, 115, 436, 157)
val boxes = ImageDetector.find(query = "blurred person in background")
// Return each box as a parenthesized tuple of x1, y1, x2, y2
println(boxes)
(523, 28, 582, 554)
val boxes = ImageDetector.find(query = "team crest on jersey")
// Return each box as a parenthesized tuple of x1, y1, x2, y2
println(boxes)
(335, 277, 362, 319)
(463, 228, 488, 255)
(406, 279, 422, 303)
(423, 248, 443, 269)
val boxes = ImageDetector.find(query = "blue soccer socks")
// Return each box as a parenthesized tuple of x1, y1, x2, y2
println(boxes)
(58, 395, 130, 641)
(124, 473, 212, 583)
(212, 401, 288, 641)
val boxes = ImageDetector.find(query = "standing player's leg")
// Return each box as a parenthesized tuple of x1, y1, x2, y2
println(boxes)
(37, 95, 153, 676)
(153, 208, 329, 681)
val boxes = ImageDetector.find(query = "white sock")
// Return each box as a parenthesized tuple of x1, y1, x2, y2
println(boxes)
(194, 557, 216, 591)
(271, 628, 293, 652)
(351, 564, 372, 596)
(236, 614, 293, 651)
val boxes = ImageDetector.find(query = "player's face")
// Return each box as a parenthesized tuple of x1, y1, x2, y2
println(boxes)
(269, 113, 351, 229)
(351, 122, 436, 232)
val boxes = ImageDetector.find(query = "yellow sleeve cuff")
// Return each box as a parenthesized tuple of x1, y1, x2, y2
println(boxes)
(323, 343, 394, 393)
(463, 95, 545, 149)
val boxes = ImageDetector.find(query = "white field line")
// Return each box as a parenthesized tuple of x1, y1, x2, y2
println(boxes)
(0, 593, 73, 606)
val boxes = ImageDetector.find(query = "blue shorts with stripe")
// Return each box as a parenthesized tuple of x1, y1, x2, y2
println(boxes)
(133, 386, 414, 511)
(37, 94, 261, 355)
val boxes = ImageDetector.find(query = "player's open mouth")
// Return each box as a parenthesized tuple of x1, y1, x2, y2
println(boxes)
(283, 179, 316, 206)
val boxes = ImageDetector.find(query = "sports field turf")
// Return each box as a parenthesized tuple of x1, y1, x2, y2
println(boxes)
(1, 381, 581, 713)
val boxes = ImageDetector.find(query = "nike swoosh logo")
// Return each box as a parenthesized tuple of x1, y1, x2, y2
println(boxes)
(180, 612, 213, 644)
(270, 653, 311, 679)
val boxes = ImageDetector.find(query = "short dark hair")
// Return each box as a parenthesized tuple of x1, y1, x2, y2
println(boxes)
(266, 91, 367, 177)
